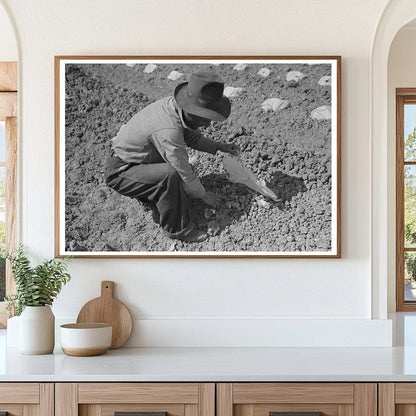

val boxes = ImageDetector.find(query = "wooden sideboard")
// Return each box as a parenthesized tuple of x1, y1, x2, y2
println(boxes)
(2, 381, 416, 416)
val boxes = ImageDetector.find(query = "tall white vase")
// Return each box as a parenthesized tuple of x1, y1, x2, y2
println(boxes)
(19, 306, 55, 354)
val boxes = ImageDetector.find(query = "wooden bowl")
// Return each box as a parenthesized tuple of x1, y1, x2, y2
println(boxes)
(60, 323, 112, 356)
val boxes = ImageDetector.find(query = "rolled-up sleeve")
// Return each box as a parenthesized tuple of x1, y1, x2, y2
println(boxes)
(150, 128, 206, 198)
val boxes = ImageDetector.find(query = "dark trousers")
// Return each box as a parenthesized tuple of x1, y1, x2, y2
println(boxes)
(105, 155, 194, 238)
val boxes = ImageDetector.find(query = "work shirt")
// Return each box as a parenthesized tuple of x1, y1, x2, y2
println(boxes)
(111, 96, 219, 198)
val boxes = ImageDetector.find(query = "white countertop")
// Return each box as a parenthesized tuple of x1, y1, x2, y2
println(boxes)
(2, 313, 416, 382)
(3, 345, 416, 382)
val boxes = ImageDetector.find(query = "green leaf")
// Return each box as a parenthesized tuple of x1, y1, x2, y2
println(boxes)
(5, 245, 71, 315)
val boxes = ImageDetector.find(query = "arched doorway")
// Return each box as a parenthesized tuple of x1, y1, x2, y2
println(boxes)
(388, 22, 416, 313)
(371, 0, 416, 318)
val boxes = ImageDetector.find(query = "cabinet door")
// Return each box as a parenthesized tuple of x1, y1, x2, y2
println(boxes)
(379, 383, 416, 416)
(55, 383, 215, 416)
(0, 383, 53, 416)
(217, 383, 377, 416)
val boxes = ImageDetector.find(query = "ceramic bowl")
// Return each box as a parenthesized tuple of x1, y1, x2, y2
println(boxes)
(60, 323, 112, 356)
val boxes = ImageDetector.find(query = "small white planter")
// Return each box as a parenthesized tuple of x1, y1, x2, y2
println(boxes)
(19, 306, 55, 354)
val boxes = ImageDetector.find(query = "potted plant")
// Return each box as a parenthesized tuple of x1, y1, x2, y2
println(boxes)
(4, 246, 71, 354)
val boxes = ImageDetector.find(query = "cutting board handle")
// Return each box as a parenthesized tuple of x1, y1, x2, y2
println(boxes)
(101, 281, 115, 298)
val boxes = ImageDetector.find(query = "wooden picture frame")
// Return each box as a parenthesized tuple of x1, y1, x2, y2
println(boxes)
(55, 56, 341, 258)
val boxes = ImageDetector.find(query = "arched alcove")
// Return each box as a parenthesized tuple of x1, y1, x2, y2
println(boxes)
(371, 0, 416, 319)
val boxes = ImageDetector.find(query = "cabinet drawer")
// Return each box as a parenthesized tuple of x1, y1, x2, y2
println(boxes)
(379, 383, 416, 415)
(0, 383, 39, 403)
(78, 383, 200, 404)
(217, 383, 376, 416)
(0, 383, 53, 415)
(56, 383, 215, 416)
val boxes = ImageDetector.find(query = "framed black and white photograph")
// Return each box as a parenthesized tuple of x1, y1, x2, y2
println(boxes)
(55, 56, 341, 258)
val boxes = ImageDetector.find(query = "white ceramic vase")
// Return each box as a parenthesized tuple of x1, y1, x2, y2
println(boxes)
(19, 305, 55, 354)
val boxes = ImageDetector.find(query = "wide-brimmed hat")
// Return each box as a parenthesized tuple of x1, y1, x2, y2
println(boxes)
(174, 72, 231, 122)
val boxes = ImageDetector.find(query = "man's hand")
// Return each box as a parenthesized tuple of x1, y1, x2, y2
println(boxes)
(201, 192, 220, 208)
(218, 142, 240, 156)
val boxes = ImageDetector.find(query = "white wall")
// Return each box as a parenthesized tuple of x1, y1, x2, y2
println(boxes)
(0, 0, 393, 347)
(0, 3, 16, 61)
(387, 26, 416, 312)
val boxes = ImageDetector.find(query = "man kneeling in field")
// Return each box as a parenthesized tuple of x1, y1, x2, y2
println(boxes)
(105, 72, 239, 243)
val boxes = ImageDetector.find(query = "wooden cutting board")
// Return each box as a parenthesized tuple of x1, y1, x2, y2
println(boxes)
(76, 281, 133, 349)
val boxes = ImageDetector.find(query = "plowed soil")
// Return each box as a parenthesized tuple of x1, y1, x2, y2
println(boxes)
(64, 61, 334, 253)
